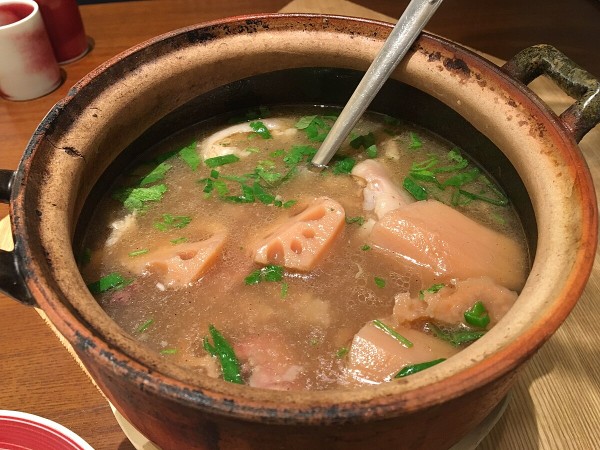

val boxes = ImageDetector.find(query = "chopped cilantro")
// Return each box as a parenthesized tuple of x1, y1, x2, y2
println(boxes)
(139, 162, 172, 186)
(365, 144, 378, 158)
(372, 319, 413, 348)
(374, 277, 386, 288)
(336, 347, 349, 358)
(205, 154, 240, 168)
(403, 177, 428, 201)
(419, 283, 445, 300)
(160, 348, 177, 355)
(246, 147, 260, 153)
(249, 121, 272, 139)
(113, 184, 167, 212)
(154, 214, 192, 231)
(280, 282, 289, 299)
(350, 132, 376, 150)
(295, 115, 317, 129)
(170, 237, 188, 245)
(427, 322, 486, 347)
(295, 115, 337, 142)
(332, 157, 356, 174)
(87, 273, 132, 295)
(345, 216, 365, 226)
(395, 358, 446, 378)
(408, 132, 423, 149)
(128, 248, 149, 257)
(464, 301, 491, 328)
(137, 318, 154, 333)
(178, 142, 201, 170)
(283, 145, 318, 166)
(282, 200, 297, 208)
(203, 324, 243, 384)
(361, 244, 371, 251)
(245, 264, 284, 284)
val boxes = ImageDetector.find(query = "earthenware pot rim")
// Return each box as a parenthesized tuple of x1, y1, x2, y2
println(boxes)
(7, 13, 597, 423)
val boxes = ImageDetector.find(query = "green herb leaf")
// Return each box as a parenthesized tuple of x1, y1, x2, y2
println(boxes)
(139, 162, 172, 186)
(203, 324, 244, 384)
(350, 132, 376, 150)
(408, 132, 423, 149)
(365, 144, 378, 158)
(361, 244, 371, 251)
(249, 121, 272, 139)
(113, 184, 168, 212)
(427, 322, 486, 347)
(295, 115, 317, 129)
(153, 214, 192, 231)
(402, 177, 428, 201)
(336, 347, 349, 358)
(345, 216, 365, 226)
(280, 282, 289, 299)
(295, 115, 336, 142)
(283, 145, 318, 166)
(464, 301, 491, 328)
(178, 142, 201, 171)
(160, 348, 177, 355)
(137, 318, 154, 333)
(205, 154, 240, 168)
(87, 273, 132, 295)
(332, 157, 356, 174)
(374, 277, 386, 288)
(418, 283, 445, 300)
(128, 248, 149, 257)
(395, 358, 446, 378)
(244, 264, 285, 284)
(170, 237, 188, 245)
(372, 319, 413, 348)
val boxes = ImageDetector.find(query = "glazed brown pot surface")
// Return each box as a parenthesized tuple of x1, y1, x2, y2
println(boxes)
(1, 14, 598, 450)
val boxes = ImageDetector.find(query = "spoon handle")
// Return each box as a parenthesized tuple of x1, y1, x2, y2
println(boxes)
(311, 0, 444, 168)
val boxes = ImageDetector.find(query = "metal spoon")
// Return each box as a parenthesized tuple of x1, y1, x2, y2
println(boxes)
(310, 0, 444, 168)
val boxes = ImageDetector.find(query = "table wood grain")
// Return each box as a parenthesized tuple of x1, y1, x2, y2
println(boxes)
(1, 1, 598, 449)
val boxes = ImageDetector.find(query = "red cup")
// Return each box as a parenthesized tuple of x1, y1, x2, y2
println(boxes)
(37, 0, 88, 63)
(0, 0, 62, 100)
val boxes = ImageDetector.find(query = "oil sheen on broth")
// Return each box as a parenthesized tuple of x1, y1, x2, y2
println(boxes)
(81, 107, 529, 390)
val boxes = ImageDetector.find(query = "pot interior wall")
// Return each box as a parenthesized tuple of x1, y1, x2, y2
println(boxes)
(75, 67, 537, 255)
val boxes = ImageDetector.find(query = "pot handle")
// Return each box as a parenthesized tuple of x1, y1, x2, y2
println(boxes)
(0, 169, 34, 306)
(502, 44, 600, 143)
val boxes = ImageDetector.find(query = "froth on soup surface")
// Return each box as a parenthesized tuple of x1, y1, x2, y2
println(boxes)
(80, 107, 529, 390)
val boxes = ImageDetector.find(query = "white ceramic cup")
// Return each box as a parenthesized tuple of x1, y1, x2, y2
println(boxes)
(0, 0, 62, 101)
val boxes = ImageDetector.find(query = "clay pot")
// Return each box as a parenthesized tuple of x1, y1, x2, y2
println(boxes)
(0, 14, 598, 450)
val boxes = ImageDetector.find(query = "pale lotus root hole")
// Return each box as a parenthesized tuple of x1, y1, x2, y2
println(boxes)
(267, 241, 284, 262)
(178, 250, 197, 261)
(302, 228, 316, 239)
(290, 239, 303, 254)
(303, 206, 326, 221)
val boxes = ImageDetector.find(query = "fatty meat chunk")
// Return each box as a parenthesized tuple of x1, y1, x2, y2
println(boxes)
(369, 200, 527, 291)
(199, 119, 295, 161)
(235, 334, 303, 390)
(345, 320, 458, 385)
(124, 233, 226, 288)
(106, 213, 136, 247)
(394, 276, 518, 328)
(351, 159, 414, 219)
(252, 197, 345, 272)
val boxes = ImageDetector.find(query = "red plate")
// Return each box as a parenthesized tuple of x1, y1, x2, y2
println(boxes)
(0, 410, 93, 450)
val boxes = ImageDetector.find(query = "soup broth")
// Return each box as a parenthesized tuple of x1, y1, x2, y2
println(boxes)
(80, 106, 529, 390)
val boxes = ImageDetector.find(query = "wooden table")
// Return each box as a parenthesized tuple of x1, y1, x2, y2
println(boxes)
(1, 1, 599, 449)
